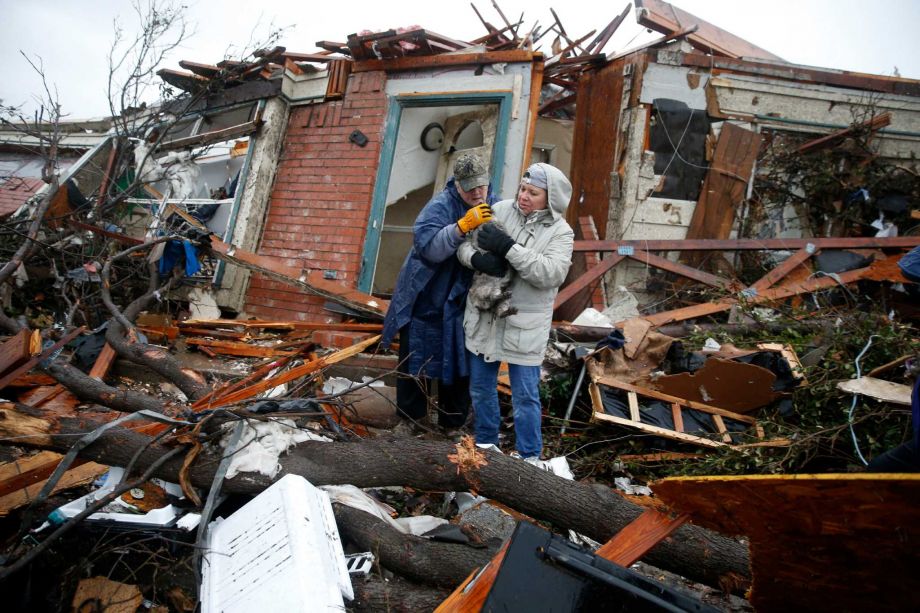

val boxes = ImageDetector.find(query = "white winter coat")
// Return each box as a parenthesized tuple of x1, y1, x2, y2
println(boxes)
(458, 163, 574, 366)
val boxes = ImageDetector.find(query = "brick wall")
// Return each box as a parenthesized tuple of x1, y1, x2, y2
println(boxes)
(244, 71, 387, 321)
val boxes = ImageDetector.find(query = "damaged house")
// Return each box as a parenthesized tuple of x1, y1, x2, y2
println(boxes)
(1, 1, 919, 611)
(35, 0, 915, 331)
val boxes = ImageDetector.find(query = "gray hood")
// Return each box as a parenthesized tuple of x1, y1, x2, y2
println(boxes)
(532, 162, 572, 221)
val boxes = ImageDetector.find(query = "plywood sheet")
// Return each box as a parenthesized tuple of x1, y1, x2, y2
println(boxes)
(568, 57, 627, 238)
(652, 473, 920, 612)
(682, 122, 761, 267)
(653, 357, 776, 413)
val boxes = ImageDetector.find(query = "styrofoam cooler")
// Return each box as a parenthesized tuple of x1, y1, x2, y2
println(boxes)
(201, 474, 353, 612)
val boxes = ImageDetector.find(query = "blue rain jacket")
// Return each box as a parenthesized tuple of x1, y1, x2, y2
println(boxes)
(381, 178, 495, 383)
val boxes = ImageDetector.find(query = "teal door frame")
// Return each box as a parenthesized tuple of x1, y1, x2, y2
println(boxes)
(357, 91, 514, 293)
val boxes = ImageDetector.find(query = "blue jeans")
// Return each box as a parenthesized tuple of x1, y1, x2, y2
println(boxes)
(469, 351, 543, 458)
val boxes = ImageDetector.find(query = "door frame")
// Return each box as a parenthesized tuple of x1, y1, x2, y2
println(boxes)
(357, 91, 513, 293)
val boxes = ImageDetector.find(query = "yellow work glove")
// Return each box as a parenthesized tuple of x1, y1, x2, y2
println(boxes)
(457, 203, 493, 234)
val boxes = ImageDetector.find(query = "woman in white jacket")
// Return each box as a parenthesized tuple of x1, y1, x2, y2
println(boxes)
(458, 163, 574, 459)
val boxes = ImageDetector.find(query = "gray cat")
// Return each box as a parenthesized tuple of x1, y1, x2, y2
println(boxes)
(467, 221, 517, 318)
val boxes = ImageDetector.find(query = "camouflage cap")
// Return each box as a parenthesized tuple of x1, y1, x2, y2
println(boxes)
(454, 152, 489, 191)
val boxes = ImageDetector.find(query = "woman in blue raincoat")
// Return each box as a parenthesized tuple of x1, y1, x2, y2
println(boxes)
(380, 153, 503, 432)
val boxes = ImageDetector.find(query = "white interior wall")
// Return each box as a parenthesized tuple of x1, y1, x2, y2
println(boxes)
(385, 61, 534, 200)
(384, 104, 480, 205)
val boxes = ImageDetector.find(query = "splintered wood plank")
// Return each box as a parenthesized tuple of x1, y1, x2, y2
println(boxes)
(595, 508, 689, 566)
(797, 112, 890, 154)
(683, 123, 762, 268)
(206, 335, 381, 407)
(651, 473, 920, 612)
(88, 344, 117, 380)
(0, 451, 68, 496)
(0, 329, 38, 376)
(619, 452, 704, 462)
(178, 60, 221, 78)
(185, 338, 297, 358)
(193, 355, 297, 409)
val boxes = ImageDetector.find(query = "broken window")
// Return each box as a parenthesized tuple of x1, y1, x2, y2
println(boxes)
(94, 101, 262, 284)
(648, 98, 710, 200)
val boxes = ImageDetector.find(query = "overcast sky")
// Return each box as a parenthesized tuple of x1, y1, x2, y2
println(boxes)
(2, 0, 919, 119)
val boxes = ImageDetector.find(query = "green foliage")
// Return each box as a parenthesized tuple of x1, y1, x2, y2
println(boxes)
(546, 308, 918, 483)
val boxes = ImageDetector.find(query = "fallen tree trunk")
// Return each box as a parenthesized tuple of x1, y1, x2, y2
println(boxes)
(0, 407, 751, 593)
(0, 310, 180, 415)
(351, 574, 451, 612)
(333, 504, 496, 588)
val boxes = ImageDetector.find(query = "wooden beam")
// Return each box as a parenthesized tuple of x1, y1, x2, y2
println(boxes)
(556, 53, 608, 66)
(88, 344, 117, 380)
(750, 247, 816, 291)
(538, 92, 577, 115)
(316, 41, 349, 54)
(208, 238, 388, 320)
(434, 542, 509, 612)
(635, 0, 782, 61)
(639, 263, 870, 327)
(159, 118, 261, 152)
(178, 60, 221, 78)
(627, 391, 641, 422)
(587, 4, 632, 54)
(554, 254, 625, 310)
(545, 30, 597, 66)
(185, 338, 298, 358)
(573, 236, 920, 252)
(591, 403, 729, 448)
(797, 112, 891, 154)
(628, 249, 734, 289)
(157, 68, 210, 92)
(352, 50, 537, 73)
(0, 456, 107, 517)
(280, 52, 336, 63)
(595, 508, 689, 566)
(670, 403, 684, 433)
(681, 52, 920, 97)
